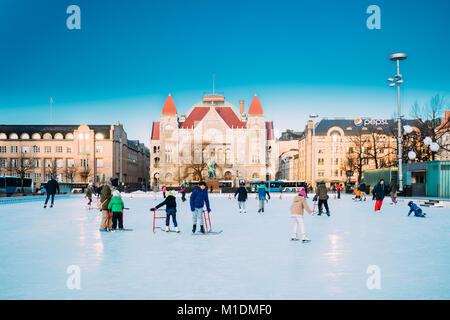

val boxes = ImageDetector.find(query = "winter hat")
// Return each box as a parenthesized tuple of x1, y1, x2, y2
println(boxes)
(408, 201, 413, 207)
(112, 190, 121, 197)
(199, 181, 206, 186)
(168, 190, 173, 196)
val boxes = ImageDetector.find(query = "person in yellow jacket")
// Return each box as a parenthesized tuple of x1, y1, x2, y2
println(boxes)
(290, 192, 314, 242)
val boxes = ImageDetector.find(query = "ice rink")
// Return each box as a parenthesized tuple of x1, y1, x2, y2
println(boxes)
(0, 192, 449, 299)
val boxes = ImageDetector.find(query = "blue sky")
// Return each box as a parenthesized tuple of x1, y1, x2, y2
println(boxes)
(1, 0, 449, 144)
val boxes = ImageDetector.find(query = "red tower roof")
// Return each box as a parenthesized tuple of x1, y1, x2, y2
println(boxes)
(248, 94, 263, 115)
(162, 94, 177, 115)
(151, 122, 160, 140)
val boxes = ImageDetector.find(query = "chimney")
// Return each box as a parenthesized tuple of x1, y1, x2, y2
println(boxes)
(239, 100, 244, 115)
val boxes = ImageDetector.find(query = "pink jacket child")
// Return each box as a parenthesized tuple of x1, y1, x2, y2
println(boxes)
(299, 187, 307, 198)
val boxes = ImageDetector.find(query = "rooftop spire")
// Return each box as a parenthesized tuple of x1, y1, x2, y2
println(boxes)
(248, 94, 263, 115)
(162, 94, 177, 115)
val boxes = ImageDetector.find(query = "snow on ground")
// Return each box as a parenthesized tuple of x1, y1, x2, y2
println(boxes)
(0, 193, 449, 299)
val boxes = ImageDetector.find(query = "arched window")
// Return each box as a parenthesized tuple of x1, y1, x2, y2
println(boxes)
(54, 133, 63, 140)
(0, 133, 7, 139)
(32, 133, 41, 140)
(252, 172, 259, 179)
(154, 157, 160, 168)
(330, 130, 341, 143)
(224, 171, 232, 180)
(95, 133, 104, 140)
(225, 149, 231, 164)
(65, 133, 74, 140)
(43, 133, 52, 140)
(20, 133, 30, 139)
(9, 133, 18, 139)
(165, 173, 173, 182)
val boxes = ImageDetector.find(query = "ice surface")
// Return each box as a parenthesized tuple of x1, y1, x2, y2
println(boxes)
(0, 193, 449, 299)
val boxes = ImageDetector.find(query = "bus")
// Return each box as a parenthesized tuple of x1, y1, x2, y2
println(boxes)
(40, 181, 88, 193)
(250, 180, 307, 193)
(0, 176, 34, 194)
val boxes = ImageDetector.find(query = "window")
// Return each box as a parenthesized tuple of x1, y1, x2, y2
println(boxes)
(318, 158, 324, 165)
(225, 149, 231, 164)
(22, 146, 30, 154)
(33, 173, 41, 181)
(95, 133, 104, 140)
(32, 133, 41, 139)
(67, 159, 74, 167)
(11, 159, 18, 167)
(45, 146, 51, 153)
(79, 145, 83, 153)
(33, 159, 41, 168)
(0, 133, 7, 139)
(45, 159, 53, 167)
(56, 159, 64, 168)
(96, 146, 103, 153)
(66, 133, 74, 140)
(330, 131, 341, 142)
(33, 146, 40, 153)
(9, 133, 18, 139)
(318, 171, 324, 177)
(0, 159, 7, 167)
(21, 133, 30, 139)
(0, 146, 6, 153)
(11, 146, 18, 153)
(348, 147, 354, 153)
(86, 145, 90, 153)
(54, 133, 63, 140)
(43, 133, 52, 140)
(67, 146, 73, 153)
(56, 146, 63, 153)
(97, 159, 103, 167)
(80, 159, 89, 167)
(334, 170, 339, 176)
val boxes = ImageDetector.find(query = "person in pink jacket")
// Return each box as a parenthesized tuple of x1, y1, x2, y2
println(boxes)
(290, 191, 314, 242)
(162, 185, 167, 198)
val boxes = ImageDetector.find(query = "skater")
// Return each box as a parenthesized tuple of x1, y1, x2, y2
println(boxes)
(152, 190, 179, 232)
(337, 184, 342, 199)
(99, 178, 115, 231)
(372, 179, 387, 212)
(180, 184, 186, 202)
(316, 180, 330, 216)
(190, 181, 211, 233)
(210, 185, 213, 193)
(257, 182, 270, 213)
(43, 176, 60, 208)
(407, 201, 426, 217)
(352, 186, 361, 200)
(162, 184, 167, 198)
(108, 190, 125, 230)
(85, 183, 94, 207)
(359, 180, 367, 201)
(389, 180, 398, 205)
(234, 182, 248, 213)
(290, 190, 314, 242)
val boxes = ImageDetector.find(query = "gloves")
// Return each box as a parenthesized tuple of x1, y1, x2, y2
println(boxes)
(150, 208, 156, 211)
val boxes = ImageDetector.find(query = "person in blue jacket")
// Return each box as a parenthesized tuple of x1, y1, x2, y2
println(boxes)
(257, 182, 270, 213)
(408, 201, 426, 217)
(190, 181, 211, 233)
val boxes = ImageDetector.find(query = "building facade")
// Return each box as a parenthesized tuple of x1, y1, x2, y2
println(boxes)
(0, 123, 150, 188)
(436, 111, 450, 161)
(150, 93, 276, 187)
(278, 118, 421, 187)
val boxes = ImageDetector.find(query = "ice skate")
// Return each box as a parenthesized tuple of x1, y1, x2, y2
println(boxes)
(192, 224, 196, 233)
(50, 204, 53, 208)
(175, 227, 180, 233)
(43, 205, 47, 208)
(165, 226, 170, 232)
(302, 235, 311, 243)
(200, 225, 205, 234)
(291, 234, 299, 241)
(326, 212, 330, 217)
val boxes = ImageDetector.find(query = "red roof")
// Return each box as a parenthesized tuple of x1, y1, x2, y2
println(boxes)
(248, 95, 263, 115)
(180, 107, 246, 129)
(151, 122, 160, 140)
(162, 94, 177, 115)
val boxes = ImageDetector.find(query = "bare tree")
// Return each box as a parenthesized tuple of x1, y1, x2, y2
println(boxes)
(410, 94, 449, 160)
(341, 127, 368, 183)
(65, 164, 77, 183)
(14, 151, 34, 193)
(44, 159, 58, 180)
(179, 142, 212, 182)
(78, 159, 92, 183)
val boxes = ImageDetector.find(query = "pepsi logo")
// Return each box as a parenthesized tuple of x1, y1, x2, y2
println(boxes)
(354, 118, 363, 126)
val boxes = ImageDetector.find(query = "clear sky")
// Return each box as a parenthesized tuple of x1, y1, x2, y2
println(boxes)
(1, 0, 449, 144)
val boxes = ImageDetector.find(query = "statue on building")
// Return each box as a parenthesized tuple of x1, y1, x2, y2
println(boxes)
(207, 157, 216, 179)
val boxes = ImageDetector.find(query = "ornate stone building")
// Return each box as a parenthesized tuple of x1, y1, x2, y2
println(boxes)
(0, 123, 150, 187)
(150, 93, 276, 187)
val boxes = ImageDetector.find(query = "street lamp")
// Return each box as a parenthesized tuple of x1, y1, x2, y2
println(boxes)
(309, 114, 319, 191)
(388, 53, 407, 192)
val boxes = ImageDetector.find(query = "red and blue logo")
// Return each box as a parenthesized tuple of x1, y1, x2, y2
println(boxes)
(354, 118, 363, 126)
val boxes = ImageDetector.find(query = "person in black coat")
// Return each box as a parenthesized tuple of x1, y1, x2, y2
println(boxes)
(44, 177, 60, 208)
(359, 181, 367, 201)
(372, 179, 387, 212)
(234, 183, 248, 213)
(151, 190, 179, 232)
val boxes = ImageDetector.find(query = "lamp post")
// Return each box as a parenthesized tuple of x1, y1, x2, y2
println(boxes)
(388, 53, 407, 192)
(309, 114, 319, 191)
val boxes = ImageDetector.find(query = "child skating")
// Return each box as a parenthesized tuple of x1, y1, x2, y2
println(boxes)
(234, 182, 248, 213)
(190, 181, 211, 234)
(107, 190, 125, 231)
(257, 182, 270, 213)
(407, 201, 426, 217)
(152, 190, 179, 232)
(290, 191, 314, 242)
